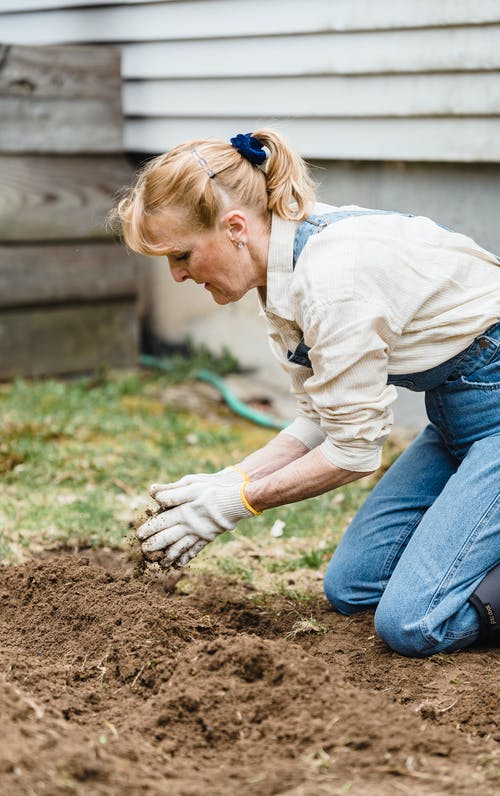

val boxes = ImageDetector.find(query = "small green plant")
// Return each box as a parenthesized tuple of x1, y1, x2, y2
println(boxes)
(284, 616, 327, 639)
(295, 546, 337, 569)
(266, 544, 336, 573)
(216, 557, 253, 583)
(274, 580, 316, 601)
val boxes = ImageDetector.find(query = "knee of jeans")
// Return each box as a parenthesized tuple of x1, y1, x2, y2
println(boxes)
(323, 557, 360, 615)
(374, 597, 432, 657)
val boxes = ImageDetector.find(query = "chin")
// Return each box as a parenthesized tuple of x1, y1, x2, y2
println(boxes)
(211, 291, 238, 305)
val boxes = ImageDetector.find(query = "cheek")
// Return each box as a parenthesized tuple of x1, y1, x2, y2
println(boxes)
(204, 243, 234, 275)
(195, 240, 221, 267)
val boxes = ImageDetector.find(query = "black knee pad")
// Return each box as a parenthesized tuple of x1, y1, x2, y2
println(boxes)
(469, 562, 500, 644)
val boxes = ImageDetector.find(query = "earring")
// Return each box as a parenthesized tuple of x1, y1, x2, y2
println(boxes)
(237, 242, 244, 249)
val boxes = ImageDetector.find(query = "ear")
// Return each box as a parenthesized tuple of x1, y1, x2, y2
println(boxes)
(221, 210, 249, 243)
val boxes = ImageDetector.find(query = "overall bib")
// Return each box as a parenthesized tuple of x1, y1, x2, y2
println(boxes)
(291, 212, 500, 656)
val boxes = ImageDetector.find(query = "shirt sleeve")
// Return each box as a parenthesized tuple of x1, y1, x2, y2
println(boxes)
(279, 416, 327, 450)
(300, 297, 398, 472)
(264, 317, 323, 427)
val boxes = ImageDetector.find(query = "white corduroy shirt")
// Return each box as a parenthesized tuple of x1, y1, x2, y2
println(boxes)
(258, 203, 500, 472)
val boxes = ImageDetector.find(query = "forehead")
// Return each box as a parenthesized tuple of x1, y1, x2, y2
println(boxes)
(146, 206, 197, 252)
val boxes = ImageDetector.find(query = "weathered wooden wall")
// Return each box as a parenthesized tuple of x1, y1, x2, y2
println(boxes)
(0, 44, 140, 378)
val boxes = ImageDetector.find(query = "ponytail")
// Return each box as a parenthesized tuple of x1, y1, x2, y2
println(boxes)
(253, 129, 316, 221)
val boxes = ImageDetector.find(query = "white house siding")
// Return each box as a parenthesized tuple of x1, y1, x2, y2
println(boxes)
(1, 0, 500, 161)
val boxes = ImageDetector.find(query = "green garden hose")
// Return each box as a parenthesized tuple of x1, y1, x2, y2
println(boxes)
(139, 354, 288, 430)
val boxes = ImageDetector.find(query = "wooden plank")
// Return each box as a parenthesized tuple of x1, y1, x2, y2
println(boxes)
(1, 0, 500, 44)
(123, 72, 500, 118)
(0, 44, 121, 100)
(0, 156, 135, 241)
(125, 116, 500, 162)
(0, 96, 123, 153)
(0, 300, 139, 378)
(122, 26, 500, 79)
(0, 244, 138, 308)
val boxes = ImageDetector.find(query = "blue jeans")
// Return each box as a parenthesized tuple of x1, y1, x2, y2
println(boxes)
(324, 321, 500, 657)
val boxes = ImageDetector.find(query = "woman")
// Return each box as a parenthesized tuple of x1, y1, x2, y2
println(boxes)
(114, 130, 500, 657)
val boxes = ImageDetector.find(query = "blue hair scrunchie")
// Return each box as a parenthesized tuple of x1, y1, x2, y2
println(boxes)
(230, 132, 267, 166)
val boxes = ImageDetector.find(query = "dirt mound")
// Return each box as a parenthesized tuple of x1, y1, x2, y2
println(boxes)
(0, 555, 498, 795)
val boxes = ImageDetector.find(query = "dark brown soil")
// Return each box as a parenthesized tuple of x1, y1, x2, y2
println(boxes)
(0, 552, 498, 796)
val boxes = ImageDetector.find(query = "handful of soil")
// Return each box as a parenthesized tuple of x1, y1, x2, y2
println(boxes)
(131, 506, 169, 568)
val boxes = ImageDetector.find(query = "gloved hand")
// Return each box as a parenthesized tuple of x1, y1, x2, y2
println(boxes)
(137, 466, 257, 569)
(147, 465, 248, 566)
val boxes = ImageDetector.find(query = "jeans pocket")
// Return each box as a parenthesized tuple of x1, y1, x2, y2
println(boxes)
(460, 345, 500, 389)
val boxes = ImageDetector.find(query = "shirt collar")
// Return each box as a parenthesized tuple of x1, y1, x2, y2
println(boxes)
(260, 213, 298, 320)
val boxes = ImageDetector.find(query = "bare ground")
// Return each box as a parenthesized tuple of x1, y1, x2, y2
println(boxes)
(0, 552, 498, 796)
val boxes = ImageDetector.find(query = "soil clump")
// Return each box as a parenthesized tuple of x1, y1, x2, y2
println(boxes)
(0, 553, 498, 795)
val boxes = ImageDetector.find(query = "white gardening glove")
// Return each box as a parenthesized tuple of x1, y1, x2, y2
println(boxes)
(149, 465, 248, 567)
(138, 466, 256, 569)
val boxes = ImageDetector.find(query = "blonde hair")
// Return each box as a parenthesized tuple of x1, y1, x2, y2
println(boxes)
(111, 129, 316, 255)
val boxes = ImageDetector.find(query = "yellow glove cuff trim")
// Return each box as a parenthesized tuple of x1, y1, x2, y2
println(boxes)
(230, 465, 250, 483)
(240, 483, 262, 516)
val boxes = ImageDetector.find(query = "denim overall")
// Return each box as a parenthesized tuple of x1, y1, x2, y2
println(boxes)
(292, 212, 500, 656)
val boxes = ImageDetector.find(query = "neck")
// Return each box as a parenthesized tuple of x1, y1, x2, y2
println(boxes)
(248, 213, 271, 288)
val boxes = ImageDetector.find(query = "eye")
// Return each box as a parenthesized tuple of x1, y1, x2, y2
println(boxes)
(174, 252, 189, 262)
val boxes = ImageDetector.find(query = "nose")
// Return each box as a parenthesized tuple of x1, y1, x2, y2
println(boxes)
(169, 263, 189, 283)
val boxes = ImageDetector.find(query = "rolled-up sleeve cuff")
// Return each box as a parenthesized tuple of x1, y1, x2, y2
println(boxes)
(319, 437, 383, 472)
(280, 416, 327, 450)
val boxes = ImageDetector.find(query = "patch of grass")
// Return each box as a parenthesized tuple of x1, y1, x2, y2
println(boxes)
(0, 367, 411, 598)
(0, 368, 272, 562)
(265, 544, 337, 574)
(216, 557, 253, 583)
(273, 580, 318, 601)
